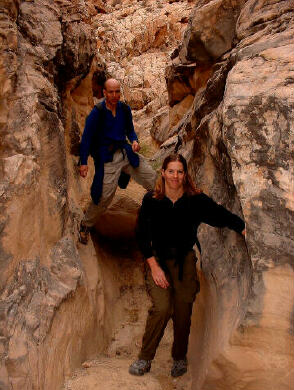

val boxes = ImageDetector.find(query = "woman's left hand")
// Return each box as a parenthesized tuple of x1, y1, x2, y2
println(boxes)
(146, 256, 169, 289)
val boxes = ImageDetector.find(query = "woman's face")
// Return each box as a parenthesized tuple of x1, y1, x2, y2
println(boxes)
(162, 161, 185, 191)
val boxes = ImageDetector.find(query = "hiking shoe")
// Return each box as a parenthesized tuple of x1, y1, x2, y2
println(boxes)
(171, 358, 187, 377)
(79, 223, 90, 245)
(129, 359, 152, 376)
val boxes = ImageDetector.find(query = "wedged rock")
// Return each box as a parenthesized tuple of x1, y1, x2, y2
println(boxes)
(94, 190, 141, 240)
(166, 62, 213, 105)
(179, 0, 246, 64)
(166, 62, 197, 106)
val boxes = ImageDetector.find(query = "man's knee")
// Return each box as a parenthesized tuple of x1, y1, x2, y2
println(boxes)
(138, 160, 157, 187)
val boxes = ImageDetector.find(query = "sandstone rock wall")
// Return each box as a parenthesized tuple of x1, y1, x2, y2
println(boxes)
(0, 0, 293, 389)
(0, 1, 105, 389)
(159, 0, 294, 389)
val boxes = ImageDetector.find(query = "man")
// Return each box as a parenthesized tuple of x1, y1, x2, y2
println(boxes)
(79, 78, 156, 244)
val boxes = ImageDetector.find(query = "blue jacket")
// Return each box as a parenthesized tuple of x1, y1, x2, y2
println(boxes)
(80, 100, 140, 204)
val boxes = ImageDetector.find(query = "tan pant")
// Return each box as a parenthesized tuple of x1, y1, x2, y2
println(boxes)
(83, 150, 157, 227)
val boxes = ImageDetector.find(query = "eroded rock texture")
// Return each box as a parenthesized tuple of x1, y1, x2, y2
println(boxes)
(159, 0, 294, 389)
(0, 1, 104, 389)
(91, 0, 197, 153)
(0, 0, 293, 389)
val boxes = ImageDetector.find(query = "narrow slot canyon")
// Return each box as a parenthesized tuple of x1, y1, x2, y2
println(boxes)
(0, 1, 293, 390)
(63, 182, 194, 390)
(62, 182, 251, 390)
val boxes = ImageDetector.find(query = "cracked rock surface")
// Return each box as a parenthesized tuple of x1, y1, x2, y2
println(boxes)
(0, 0, 293, 389)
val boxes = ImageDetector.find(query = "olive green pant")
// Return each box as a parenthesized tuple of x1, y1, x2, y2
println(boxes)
(139, 250, 199, 361)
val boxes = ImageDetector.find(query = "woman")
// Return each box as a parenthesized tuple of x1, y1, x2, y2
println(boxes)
(129, 153, 245, 377)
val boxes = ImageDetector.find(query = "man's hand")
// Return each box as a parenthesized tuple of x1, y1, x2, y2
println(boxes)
(132, 140, 140, 153)
(79, 165, 88, 178)
(147, 256, 169, 289)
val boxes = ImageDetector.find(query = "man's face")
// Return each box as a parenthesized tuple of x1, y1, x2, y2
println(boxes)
(103, 81, 121, 106)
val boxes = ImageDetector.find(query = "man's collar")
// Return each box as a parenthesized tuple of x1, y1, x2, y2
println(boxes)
(104, 99, 120, 111)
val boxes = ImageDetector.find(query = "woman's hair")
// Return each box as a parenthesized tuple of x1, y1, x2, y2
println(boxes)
(153, 153, 201, 199)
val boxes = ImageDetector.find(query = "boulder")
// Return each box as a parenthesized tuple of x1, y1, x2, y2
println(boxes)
(179, 0, 246, 64)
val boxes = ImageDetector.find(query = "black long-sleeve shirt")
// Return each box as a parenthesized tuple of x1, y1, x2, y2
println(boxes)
(136, 191, 245, 262)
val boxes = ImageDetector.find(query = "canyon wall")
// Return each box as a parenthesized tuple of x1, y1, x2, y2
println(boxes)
(0, 1, 106, 389)
(0, 0, 195, 389)
(159, 0, 294, 389)
(0, 0, 293, 389)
